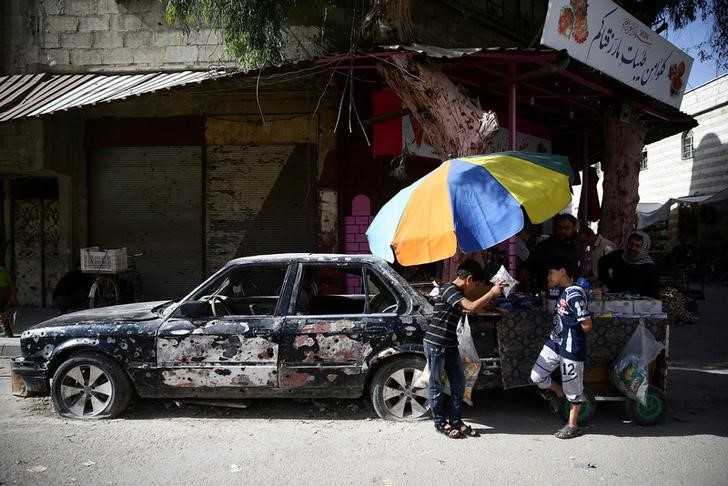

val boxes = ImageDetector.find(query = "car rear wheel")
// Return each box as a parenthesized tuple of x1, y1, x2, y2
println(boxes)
(370, 356, 430, 421)
(50, 351, 132, 419)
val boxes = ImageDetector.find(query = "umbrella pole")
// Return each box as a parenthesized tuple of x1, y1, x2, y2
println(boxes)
(507, 68, 518, 278)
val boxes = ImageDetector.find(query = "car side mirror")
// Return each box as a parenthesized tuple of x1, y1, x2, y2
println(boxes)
(179, 300, 209, 318)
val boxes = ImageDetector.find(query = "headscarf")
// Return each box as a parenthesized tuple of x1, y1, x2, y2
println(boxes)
(622, 230, 654, 265)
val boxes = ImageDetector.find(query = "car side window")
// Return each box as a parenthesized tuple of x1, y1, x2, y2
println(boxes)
(291, 265, 399, 316)
(193, 264, 288, 316)
(366, 270, 399, 314)
(293, 265, 365, 315)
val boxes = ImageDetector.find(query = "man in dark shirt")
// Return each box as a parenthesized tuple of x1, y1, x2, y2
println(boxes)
(598, 230, 660, 298)
(525, 214, 581, 294)
(424, 260, 503, 438)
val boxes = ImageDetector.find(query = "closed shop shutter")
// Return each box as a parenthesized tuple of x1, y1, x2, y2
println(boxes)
(206, 144, 317, 274)
(89, 146, 202, 300)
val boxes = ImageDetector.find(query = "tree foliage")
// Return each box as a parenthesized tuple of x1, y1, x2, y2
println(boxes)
(621, 0, 728, 69)
(163, 0, 295, 68)
(163, 1, 727, 70)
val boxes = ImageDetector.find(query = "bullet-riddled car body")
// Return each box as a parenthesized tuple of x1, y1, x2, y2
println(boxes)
(12, 254, 483, 421)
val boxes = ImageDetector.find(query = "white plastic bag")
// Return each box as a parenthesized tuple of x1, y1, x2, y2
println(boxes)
(457, 314, 482, 406)
(414, 315, 482, 406)
(490, 265, 518, 298)
(610, 320, 665, 405)
(413, 363, 430, 389)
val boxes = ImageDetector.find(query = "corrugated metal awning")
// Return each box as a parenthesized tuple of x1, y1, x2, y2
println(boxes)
(0, 71, 214, 122)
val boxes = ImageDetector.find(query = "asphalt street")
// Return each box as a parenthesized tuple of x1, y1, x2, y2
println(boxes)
(1, 285, 727, 485)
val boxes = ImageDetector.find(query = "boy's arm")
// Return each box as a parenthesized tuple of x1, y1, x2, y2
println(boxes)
(459, 283, 503, 312)
(580, 318, 593, 333)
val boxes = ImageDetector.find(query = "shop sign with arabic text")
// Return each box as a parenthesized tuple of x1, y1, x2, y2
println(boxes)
(541, 0, 693, 109)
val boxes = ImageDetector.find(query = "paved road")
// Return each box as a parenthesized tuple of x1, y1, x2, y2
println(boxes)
(1, 287, 727, 485)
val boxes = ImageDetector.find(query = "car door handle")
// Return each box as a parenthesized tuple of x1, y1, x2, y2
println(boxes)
(169, 329, 192, 336)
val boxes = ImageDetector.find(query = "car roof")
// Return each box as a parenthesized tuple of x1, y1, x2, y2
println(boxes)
(225, 253, 388, 266)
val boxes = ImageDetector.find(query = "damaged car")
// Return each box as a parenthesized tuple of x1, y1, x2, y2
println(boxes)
(11, 254, 447, 421)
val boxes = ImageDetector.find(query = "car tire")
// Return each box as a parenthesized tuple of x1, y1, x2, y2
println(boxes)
(50, 351, 132, 419)
(370, 355, 430, 421)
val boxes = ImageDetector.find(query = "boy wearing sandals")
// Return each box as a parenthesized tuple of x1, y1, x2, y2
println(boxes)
(530, 259, 593, 439)
(424, 260, 504, 439)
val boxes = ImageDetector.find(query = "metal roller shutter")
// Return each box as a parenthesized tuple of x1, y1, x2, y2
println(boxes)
(89, 146, 202, 300)
(206, 144, 318, 274)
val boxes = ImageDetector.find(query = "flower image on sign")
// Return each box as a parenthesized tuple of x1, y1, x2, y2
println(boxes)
(541, 0, 693, 109)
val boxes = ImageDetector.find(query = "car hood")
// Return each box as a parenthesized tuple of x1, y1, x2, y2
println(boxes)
(28, 301, 171, 330)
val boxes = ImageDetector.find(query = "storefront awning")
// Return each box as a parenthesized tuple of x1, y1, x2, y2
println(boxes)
(0, 71, 215, 122)
(637, 186, 728, 228)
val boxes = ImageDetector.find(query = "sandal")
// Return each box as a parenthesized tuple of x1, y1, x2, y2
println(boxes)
(554, 425, 583, 439)
(436, 422, 465, 439)
(450, 421, 480, 437)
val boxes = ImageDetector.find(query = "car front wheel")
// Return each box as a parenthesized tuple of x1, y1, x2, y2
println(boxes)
(370, 355, 430, 421)
(50, 351, 132, 419)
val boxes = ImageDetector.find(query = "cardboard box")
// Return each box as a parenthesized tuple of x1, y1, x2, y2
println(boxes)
(633, 298, 662, 314)
(604, 299, 633, 314)
(588, 300, 605, 314)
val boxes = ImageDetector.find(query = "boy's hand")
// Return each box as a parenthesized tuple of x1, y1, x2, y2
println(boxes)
(489, 282, 505, 297)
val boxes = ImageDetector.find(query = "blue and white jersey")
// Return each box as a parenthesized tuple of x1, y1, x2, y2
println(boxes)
(546, 285, 590, 361)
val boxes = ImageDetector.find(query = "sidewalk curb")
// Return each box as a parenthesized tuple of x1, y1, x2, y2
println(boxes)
(0, 337, 21, 358)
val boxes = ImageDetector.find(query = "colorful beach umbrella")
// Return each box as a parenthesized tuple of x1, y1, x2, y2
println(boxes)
(366, 152, 574, 266)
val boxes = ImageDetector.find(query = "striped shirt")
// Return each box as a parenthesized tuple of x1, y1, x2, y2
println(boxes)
(424, 283, 464, 348)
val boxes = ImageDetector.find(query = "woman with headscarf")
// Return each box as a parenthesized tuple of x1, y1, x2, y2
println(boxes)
(597, 231, 660, 298)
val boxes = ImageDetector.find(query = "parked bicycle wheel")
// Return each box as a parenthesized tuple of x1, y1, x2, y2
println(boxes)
(89, 276, 120, 308)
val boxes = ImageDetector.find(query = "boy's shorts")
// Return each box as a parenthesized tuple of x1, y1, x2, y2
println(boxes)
(530, 345, 585, 403)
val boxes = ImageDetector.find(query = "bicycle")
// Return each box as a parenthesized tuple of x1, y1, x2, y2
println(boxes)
(81, 247, 145, 309)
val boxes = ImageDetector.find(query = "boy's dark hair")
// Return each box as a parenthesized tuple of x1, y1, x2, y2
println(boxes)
(456, 260, 485, 282)
(546, 258, 578, 279)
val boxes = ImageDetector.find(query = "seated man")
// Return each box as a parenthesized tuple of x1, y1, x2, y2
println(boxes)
(598, 231, 660, 298)
(578, 227, 616, 285)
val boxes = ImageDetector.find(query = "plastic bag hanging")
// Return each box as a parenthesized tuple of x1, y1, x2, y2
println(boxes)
(457, 314, 482, 406)
(610, 320, 665, 405)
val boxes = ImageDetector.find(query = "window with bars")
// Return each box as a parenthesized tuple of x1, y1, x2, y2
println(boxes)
(682, 130, 693, 159)
(640, 151, 648, 170)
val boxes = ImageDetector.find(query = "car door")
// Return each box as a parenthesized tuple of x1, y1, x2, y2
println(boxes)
(156, 263, 294, 397)
(278, 262, 402, 395)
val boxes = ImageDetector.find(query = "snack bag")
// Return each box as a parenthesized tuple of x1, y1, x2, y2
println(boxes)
(490, 265, 519, 298)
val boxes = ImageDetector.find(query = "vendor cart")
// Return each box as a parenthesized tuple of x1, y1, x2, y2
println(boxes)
(467, 307, 669, 426)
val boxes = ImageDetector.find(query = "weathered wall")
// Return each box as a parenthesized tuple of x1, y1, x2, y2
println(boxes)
(1, 0, 230, 74)
(2, 0, 544, 75)
(640, 75, 728, 203)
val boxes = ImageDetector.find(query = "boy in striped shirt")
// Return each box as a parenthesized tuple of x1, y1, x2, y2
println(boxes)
(424, 260, 503, 439)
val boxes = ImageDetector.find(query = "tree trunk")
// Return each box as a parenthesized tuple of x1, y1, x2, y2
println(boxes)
(377, 55, 500, 160)
(377, 55, 500, 280)
(362, 0, 415, 44)
(598, 107, 647, 248)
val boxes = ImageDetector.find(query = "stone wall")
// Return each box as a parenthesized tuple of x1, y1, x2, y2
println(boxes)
(2, 0, 231, 73)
